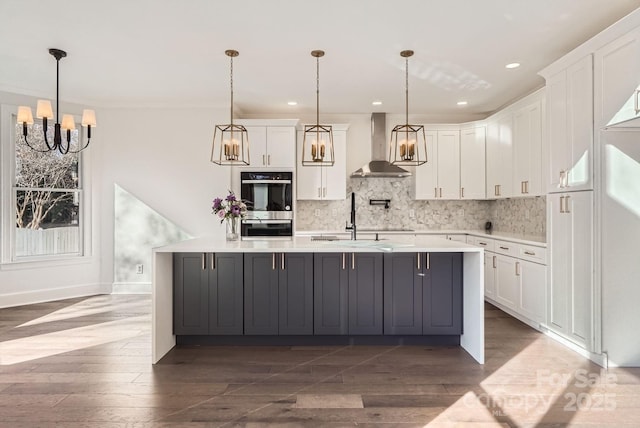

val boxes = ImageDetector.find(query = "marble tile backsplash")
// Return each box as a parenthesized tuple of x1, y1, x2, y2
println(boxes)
(296, 178, 546, 238)
(490, 196, 546, 236)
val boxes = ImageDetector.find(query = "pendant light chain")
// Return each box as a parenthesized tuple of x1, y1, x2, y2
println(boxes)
(405, 55, 409, 127)
(229, 53, 234, 126)
(316, 54, 320, 127)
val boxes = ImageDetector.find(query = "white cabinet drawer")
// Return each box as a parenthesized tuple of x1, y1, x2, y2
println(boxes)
(493, 240, 519, 257)
(467, 236, 495, 251)
(518, 245, 546, 264)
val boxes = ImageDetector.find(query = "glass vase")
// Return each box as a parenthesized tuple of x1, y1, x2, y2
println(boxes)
(226, 217, 240, 241)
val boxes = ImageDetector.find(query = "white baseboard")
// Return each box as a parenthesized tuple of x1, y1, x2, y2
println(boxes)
(539, 326, 608, 368)
(0, 282, 112, 309)
(111, 281, 152, 294)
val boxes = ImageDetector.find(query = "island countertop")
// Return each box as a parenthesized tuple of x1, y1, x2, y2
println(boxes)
(154, 234, 482, 253)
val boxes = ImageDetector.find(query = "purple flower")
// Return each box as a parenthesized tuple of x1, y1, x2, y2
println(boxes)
(212, 197, 222, 209)
(230, 204, 241, 216)
(217, 210, 225, 219)
(226, 192, 236, 202)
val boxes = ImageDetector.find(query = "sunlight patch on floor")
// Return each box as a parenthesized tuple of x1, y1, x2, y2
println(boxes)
(0, 315, 148, 365)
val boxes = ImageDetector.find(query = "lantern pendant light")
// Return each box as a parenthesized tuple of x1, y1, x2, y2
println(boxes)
(211, 49, 250, 166)
(302, 50, 334, 166)
(389, 50, 427, 166)
(17, 48, 96, 154)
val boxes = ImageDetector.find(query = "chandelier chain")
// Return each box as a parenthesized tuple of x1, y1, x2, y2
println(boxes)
(230, 54, 234, 125)
(405, 56, 409, 126)
(316, 55, 320, 127)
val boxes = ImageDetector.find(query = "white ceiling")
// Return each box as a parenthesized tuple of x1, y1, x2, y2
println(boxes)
(1, 0, 640, 120)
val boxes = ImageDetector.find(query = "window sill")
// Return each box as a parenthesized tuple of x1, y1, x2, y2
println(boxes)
(0, 254, 94, 271)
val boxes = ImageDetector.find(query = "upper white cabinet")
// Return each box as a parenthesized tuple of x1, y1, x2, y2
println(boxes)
(246, 126, 296, 168)
(414, 129, 460, 200)
(544, 55, 593, 193)
(460, 126, 486, 199)
(513, 96, 543, 197)
(486, 115, 513, 198)
(296, 125, 348, 200)
(236, 119, 298, 169)
(594, 27, 640, 129)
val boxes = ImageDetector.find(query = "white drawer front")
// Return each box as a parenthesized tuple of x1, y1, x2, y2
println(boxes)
(467, 236, 495, 252)
(518, 245, 547, 264)
(493, 240, 519, 257)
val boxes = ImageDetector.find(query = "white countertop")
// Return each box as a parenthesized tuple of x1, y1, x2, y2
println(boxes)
(296, 229, 547, 247)
(155, 234, 481, 253)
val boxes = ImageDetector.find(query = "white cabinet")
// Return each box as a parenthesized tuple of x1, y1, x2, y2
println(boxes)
(460, 126, 486, 199)
(545, 55, 593, 193)
(468, 234, 547, 328)
(548, 191, 593, 349)
(513, 98, 543, 196)
(414, 130, 460, 200)
(486, 115, 513, 198)
(296, 126, 348, 200)
(244, 126, 296, 168)
(594, 27, 640, 128)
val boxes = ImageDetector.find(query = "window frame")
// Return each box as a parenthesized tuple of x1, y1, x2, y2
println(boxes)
(1, 104, 93, 268)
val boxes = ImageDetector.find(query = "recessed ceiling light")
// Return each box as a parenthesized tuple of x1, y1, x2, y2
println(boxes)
(287, 101, 297, 106)
(457, 101, 468, 106)
(372, 101, 383, 106)
(505, 62, 521, 69)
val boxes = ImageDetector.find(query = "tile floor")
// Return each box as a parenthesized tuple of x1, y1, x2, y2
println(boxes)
(0, 294, 638, 427)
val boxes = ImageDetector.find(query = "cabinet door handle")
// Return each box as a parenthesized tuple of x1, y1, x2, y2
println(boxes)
(559, 170, 564, 188)
(417, 253, 420, 270)
(525, 181, 529, 194)
(565, 195, 571, 213)
(524, 251, 536, 256)
(281, 253, 285, 270)
(202, 253, 206, 270)
(521, 181, 525, 194)
(497, 184, 501, 196)
(560, 196, 565, 213)
(635, 89, 640, 114)
(317, 187, 321, 197)
(211, 253, 215, 270)
(435, 187, 438, 198)
(323, 187, 326, 197)
(499, 246, 509, 250)
(272, 253, 276, 270)
(268, 154, 271, 165)
(352, 253, 355, 270)
(342, 253, 346, 270)
(494, 184, 498, 196)
(263, 154, 266, 166)
(461, 187, 464, 198)
(493, 255, 497, 268)
(426, 252, 430, 270)
(515, 261, 520, 276)
(439, 188, 442, 198)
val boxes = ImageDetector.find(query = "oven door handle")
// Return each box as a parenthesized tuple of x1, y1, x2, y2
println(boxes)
(242, 219, 292, 224)
(241, 179, 292, 184)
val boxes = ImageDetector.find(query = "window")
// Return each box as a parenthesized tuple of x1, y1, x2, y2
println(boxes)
(12, 116, 84, 260)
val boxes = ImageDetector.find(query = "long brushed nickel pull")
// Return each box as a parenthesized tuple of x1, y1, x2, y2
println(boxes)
(565, 195, 571, 213)
(524, 251, 535, 256)
(493, 256, 497, 269)
(281, 253, 285, 270)
(342, 253, 346, 270)
(426, 252, 430, 270)
(515, 261, 521, 276)
(352, 253, 355, 270)
(211, 253, 215, 270)
(202, 253, 206, 270)
(272, 253, 275, 270)
(417, 253, 420, 270)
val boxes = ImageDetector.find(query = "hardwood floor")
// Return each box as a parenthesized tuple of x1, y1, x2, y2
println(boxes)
(1, 294, 638, 427)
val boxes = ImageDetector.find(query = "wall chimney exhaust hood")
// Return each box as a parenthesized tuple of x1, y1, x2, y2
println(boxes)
(351, 113, 411, 177)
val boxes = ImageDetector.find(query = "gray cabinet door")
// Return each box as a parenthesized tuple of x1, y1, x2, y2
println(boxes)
(209, 253, 244, 335)
(349, 253, 383, 335)
(314, 253, 349, 335)
(423, 252, 463, 335)
(278, 253, 313, 335)
(173, 253, 209, 335)
(244, 253, 279, 335)
(383, 253, 423, 335)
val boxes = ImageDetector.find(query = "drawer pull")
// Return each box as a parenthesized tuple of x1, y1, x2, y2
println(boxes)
(492, 256, 497, 268)
(202, 253, 206, 270)
(499, 246, 509, 250)
(342, 253, 346, 270)
(524, 251, 536, 256)
(281, 253, 285, 270)
(272, 253, 276, 270)
(417, 253, 420, 270)
(478, 242, 487, 246)
(426, 252, 430, 270)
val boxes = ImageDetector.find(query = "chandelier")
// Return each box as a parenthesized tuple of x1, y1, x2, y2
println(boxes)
(301, 50, 334, 166)
(211, 50, 250, 166)
(389, 50, 427, 166)
(17, 48, 96, 154)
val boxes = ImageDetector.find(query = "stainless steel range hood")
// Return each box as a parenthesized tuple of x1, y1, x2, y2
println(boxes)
(350, 113, 411, 177)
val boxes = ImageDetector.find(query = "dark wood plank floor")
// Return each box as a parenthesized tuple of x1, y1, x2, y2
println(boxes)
(1, 294, 638, 427)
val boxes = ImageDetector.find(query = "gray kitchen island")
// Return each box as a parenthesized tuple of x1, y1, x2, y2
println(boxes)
(152, 235, 485, 364)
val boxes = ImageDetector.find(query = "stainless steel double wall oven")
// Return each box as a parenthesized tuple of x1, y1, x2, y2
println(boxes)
(240, 171, 293, 238)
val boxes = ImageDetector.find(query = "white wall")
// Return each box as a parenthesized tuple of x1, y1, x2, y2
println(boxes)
(0, 91, 106, 307)
(96, 107, 231, 288)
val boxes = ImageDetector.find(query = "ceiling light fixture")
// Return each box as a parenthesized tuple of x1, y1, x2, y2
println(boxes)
(211, 50, 249, 165)
(301, 50, 334, 166)
(389, 50, 427, 166)
(17, 48, 96, 154)
(372, 101, 383, 106)
(505, 62, 521, 69)
(457, 101, 468, 106)
(287, 101, 298, 106)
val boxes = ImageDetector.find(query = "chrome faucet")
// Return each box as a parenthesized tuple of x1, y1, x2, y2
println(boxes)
(345, 192, 357, 240)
